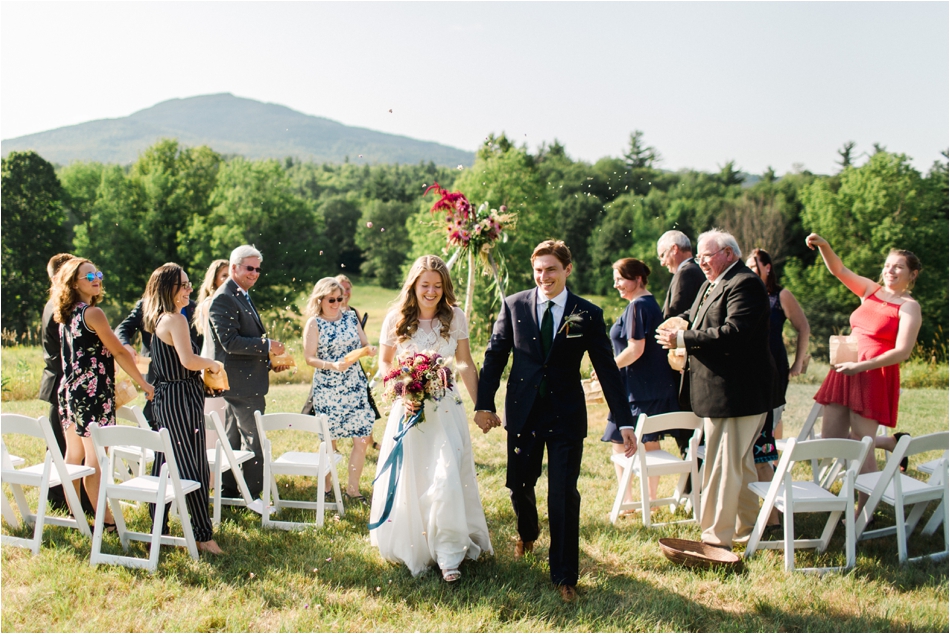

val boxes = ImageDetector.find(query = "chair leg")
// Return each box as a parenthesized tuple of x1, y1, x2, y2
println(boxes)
(148, 498, 166, 571)
(610, 459, 634, 524)
(31, 477, 52, 555)
(895, 499, 909, 564)
(640, 465, 651, 529)
(212, 463, 223, 527)
(783, 510, 796, 572)
(844, 508, 856, 569)
(1, 490, 20, 528)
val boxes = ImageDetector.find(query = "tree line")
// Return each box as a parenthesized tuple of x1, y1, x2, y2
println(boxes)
(2, 134, 947, 357)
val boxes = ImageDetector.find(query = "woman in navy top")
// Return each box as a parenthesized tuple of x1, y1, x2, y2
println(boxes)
(604, 258, 679, 505)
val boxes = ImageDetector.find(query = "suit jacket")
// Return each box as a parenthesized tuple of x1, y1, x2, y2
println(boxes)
(662, 258, 705, 319)
(208, 279, 270, 398)
(678, 261, 775, 419)
(476, 288, 635, 439)
(38, 300, 61, 404)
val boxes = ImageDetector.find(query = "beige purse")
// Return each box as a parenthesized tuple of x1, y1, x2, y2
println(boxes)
(829, 335, 859, 365)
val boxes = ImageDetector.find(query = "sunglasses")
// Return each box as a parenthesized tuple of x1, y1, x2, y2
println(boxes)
(84, 271, 104, 282)
(324, 297, 343, 304)
(243, 265, 262, 274)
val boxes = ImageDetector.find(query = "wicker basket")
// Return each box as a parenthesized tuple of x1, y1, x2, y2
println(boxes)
(658, 538, 742, 571)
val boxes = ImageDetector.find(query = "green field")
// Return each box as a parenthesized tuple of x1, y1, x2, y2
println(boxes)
(2, 281, 948, 632)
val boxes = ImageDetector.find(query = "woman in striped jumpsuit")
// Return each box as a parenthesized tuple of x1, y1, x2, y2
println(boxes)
(142, 263, 224, 555)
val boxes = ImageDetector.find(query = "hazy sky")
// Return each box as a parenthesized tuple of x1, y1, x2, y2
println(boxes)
(2, 2, 947, 175)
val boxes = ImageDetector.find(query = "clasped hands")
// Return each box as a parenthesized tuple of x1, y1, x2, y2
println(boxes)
(474, 410, 502, 434)
(654, 327, 681, 350)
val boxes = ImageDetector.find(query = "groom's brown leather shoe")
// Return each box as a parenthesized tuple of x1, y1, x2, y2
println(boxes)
(558, 584, 577, 603)
(514, 539, 534, 559)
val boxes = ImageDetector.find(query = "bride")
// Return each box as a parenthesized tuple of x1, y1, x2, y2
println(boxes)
(369, 255, 493, 582)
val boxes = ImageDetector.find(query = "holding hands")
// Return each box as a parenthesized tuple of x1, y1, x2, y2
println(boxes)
(474, 410, 502, 434)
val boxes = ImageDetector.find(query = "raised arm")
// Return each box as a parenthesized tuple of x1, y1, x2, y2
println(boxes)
(84, 306, 154, 400)
(779, 288, 811, 376)
(805, 233, 879, 299)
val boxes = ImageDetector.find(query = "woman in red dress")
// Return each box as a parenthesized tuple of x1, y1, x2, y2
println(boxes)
(807, 234, 922, 507)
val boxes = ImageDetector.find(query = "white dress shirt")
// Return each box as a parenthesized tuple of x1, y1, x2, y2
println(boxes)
(536, 287, 568, 333)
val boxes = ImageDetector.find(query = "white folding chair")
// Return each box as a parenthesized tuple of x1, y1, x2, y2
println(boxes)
(205, 411, 255, 525)
(917, 452, 948, 537)
(110, 406, 155, 483)
(855, 431, 949, 564)
(255, 411, 343, 531)
(609, 411, 704, 527)
(744, 436, 873, 574)
(1, 414, 94, 554)
(89, 423, 199, 571)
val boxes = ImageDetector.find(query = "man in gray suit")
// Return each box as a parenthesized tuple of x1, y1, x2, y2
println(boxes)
(656, 229, 774, 550)
(208, 245, 289, 501)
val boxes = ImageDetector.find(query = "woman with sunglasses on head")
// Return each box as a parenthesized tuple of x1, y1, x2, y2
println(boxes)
(53, 258, 154, 530)
(303, 278, 377, 503)
(143, 263, 224, 554)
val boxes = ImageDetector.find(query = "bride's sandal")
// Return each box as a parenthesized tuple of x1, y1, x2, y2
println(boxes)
(442, 568, 461, 583)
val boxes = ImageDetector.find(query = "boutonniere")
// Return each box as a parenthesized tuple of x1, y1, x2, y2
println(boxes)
(559, 308, 587, 338)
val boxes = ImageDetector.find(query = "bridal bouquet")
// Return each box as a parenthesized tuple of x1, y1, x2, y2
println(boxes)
(381, 349, 454, 416)
(370, 350, 454, 530)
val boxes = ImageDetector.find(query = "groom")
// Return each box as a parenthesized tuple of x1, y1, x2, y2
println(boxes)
(475, 240, 637, 603)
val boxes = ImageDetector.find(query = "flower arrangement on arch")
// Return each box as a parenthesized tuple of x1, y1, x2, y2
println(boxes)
(423, 183, 516, 253)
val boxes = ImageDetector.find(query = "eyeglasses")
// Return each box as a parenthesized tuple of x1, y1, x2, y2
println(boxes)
(180, 281, 193, 290)
(697, 248, 726, 264)
(243, 265, 262, 274)
(657, 248, 670, 261)
(84, 271, 104, 282)
(324, 297, 343, 304)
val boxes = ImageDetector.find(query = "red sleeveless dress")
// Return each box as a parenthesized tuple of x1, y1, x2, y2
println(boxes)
(814, 293, 901, 427)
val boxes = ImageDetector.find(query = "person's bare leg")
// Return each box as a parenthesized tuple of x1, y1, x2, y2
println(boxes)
(63, 426, 85, 502)
(346, 436, 372, 497)
(80, 435, 113, 524)
(611, 443, 634, 505)
(326, 439, 341, 493)
(848, 411, 881, 513)
(820, 403, 852, 440)
(643, 441, 661, 500)
(198, 540, 224, 554)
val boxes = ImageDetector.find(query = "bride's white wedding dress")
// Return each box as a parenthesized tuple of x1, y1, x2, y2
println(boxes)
(370, 307, 493, 576)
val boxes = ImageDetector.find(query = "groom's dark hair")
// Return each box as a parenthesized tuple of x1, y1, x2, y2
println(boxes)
(531, 240, 572, 268)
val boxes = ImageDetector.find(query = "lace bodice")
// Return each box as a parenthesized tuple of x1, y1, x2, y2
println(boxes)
(379, 306, 468, 363)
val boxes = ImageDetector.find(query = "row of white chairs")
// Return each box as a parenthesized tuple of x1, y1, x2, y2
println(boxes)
(608, 408, 948, 573)
(1, 409, 345, 571)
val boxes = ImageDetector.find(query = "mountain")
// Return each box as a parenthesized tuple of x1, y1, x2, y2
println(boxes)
(1, 93, 475, 167)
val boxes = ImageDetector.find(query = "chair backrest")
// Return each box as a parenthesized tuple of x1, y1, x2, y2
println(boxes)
(903, 431, 950, 463)
(90, 423, 169, 473)
(635, 411, 703, 440)
(778, 436, 873, 485)
(254, 411, 330, 436)
(795, 402, 824, 442)
(116, 405, 150, 430)
(1, 414, 46, 471)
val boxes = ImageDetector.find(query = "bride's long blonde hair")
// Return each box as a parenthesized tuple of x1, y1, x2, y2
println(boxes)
(392, 255, 457, 343)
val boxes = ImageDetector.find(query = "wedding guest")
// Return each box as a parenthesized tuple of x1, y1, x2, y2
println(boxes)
(117, 270, 200, 424)
(303, 278, 377, 503)
(207, 245, 290, 503)
(607, 258, 679, 507)
(39, 253, 79, 513)
(142, 263, 223, 554)
(192, 259, 230, 429)
(656, 230, 774, 550)
(370, 256, 492, 583)
(657, 230, 705, 320)
(334, 273, 382, 433)
(746, 248, 810, 534)
(807, 235, 921, 505)
(54, 258, 154, 530)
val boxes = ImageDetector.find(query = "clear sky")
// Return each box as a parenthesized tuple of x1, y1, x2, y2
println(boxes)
(2, 1, 947, 175)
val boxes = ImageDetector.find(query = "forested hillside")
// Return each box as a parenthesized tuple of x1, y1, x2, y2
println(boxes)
(3, 133, 947, 358)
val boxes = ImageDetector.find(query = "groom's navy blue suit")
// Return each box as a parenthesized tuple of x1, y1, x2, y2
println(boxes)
(476, 287, 635, 586)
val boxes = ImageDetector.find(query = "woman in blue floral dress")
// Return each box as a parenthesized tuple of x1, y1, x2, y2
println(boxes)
(53, 258, 154, 528)
(303, 278, 377, 504)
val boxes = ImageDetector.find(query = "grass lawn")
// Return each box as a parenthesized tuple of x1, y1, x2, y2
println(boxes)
(2, 380, 948, 632)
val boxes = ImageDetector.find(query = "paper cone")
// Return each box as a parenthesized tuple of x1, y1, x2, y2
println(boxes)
(114, 378, 138, 409)
(204, 361, 230, 392)
(343, 346, 371, 364)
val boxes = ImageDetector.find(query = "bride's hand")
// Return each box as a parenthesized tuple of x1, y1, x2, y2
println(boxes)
(404, 400, 421, 418)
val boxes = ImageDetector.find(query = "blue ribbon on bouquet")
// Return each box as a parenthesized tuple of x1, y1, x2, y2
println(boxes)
(367, 406, 425, 530)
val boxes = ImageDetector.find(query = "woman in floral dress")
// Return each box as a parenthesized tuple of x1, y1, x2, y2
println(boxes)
(53, 258, 154, 529)
(303, 277, 377, 503)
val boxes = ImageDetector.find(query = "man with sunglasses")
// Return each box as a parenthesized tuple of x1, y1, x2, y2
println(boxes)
(117, 266, 201, 423)
(207, 244, 289, 504)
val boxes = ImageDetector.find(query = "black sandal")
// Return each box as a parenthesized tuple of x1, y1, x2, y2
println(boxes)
(343, 492, 368, 506)
(893, 432, 910, 472)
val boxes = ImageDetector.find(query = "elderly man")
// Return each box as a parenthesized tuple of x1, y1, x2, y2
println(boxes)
(656, 229, 774, 549)
(208, 245, 287, 502)
(657, 230, 705, 320)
